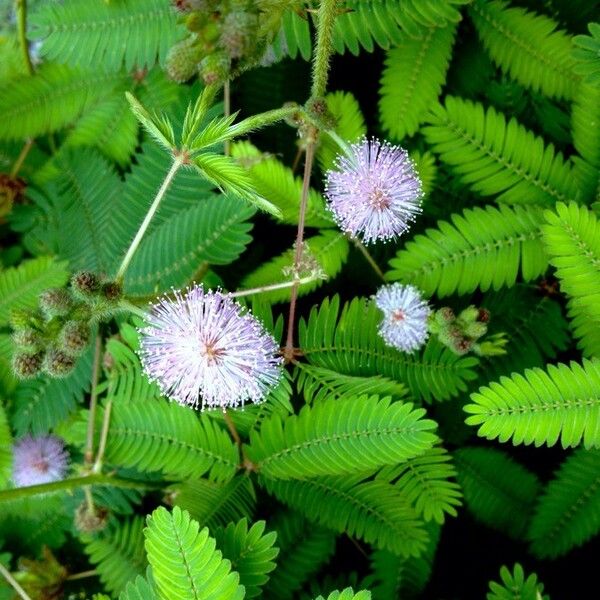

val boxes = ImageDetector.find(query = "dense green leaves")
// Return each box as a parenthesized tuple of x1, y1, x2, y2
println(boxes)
(386, 204, 547, 296)
(247, 395, 437, 479)
(486, 564, 548, 600)
(299, 296, 478, 402)
(0, 402, 11, 488)
(105, 399, 239, 481)
(423, 96, 578, 205)
(465, 359, 600, 448)
(263, 475, 428, 556)
(380, 23, 457, 140)
(145, 506, 244, 600)
(30, 0, 184, 71)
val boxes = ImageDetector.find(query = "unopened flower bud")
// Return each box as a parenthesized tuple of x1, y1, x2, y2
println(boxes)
(44, 347, 76, 378)
(39, 288, 73, 318)
(220, 11, 257, 59)
(435, 307, 455, 326)
(166, 36, 204, 83)
(477, 308, 490, 323)
(12, 328, 43, 351)
(60, 321, 90, 355)
(101, 281, 122, 302)
(74, 501, 109, 533)
(457, 305, 479, 324)
(199, 52, 230, 85)
(12, 351, 44, 378)
(10, 309, 33, 330)
(452, 336, 473, 356)
(463, 321, 488, 340)
(71, 271, 100, 297)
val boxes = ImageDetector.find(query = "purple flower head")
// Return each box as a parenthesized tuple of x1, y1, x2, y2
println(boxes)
(374, 283, 430, 353)
(324, 138, 423, 244)
(138, 285, 283, 410)
(12, 435, 69, 488)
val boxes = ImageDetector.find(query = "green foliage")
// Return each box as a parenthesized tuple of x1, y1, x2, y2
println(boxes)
(214, 519, 278, 598)
(528, 448, 600, 558)
(263, 512, 336, 600)
(30, 0, 184, 72)
(454, 447, 540, 539)
(542, 202, 600, 357)
(125, 194, 255, 294)
(105, 399, 239, 481)
(120, 573, 158, 600)
(377, 447, 462, 524)
(380, 23, 457, 141)
(423, 96, 579, 205)
(231, 141, 333, 227)
(0, 401, 11, 488)
(465, 359, 600, 448)
(293, 363, 407, 405)
(368, 523, 440, 599)
(386, 204, 547, 297)
(0, 64, 127, 140)
(83, 517, 147, 596)
(169, 475, 256, 530)
(469, 0, 578, 99)
(572, 83, 600, 169)
(314, 589, 371, 600)
(144, 506, 244, 600)
(299, 296, 478, 402)
(573, 23, 600, 86)
(486, 563, 548, 600)
(240, 231, 349, 303)
(262, 475, 428, 556)
(247, 395, 437, 479)
(316, 92, 366, 172)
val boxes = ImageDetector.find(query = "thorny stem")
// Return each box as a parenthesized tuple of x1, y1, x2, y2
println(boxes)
(92, 399, 113, 474)
(15, 0, 33, 76)
(115, 157, 183, 282)
(0, 562, 32, 600)
(284, 138, 316, 361)
(84, 336, 102, 466)
(224, 79, 231, 156)
(352, 238, 386, 281)
(0, 474, 151, 501)
(10, 139, 33, 178)
(229, 273, 322, 298)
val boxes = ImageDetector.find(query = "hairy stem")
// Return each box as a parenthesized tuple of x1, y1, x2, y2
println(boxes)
(10, 139, 33, 178)
(352, 238, 386, 281)
(92, 399, 113, 474)
(311, 0, 339, 98)
(284, 138, 316, 360)
(0, 562, 31, 600)
(224, 79, 231, 156)
(84, 335, 102, 466)
(229, 273, 322, 298)
(0, 474, 151, 501)
(15, 0, 33, 76)
(115, 158, 183, 282)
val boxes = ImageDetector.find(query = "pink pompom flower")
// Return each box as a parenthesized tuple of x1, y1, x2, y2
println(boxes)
(324, 138, 423, 244)
(12, 435, 69, 487)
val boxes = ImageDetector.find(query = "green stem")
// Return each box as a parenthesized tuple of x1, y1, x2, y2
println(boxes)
(224, 79, 231, 157)
(227, 105, 298, 140)
(10, 139, 33, 178)
(84, 335, 102, 466)
(93, 399, 113, 474)
(0, 474, 151, 502)
(229, 273, 322, 298)
(311, 0, 339, 99)
(115, 158, 183, 282)
(352, 238, 386, 281)
(0, 562, 31, 600)
(15, 0, 33, 76)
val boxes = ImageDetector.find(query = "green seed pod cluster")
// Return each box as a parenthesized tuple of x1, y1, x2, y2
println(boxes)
(430, 305, 503, 356)
(10, 271, 123, 379)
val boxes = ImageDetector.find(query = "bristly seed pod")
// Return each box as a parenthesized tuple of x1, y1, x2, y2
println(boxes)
(166, 36, 204, 83)
(12, 328, 43, 351)
(219, 11, 258, 59)
(39, 288, 73, 318)
(12, 351, 44, 379)
(74, 502, 109, 533)
(101, 281, 123, 302)
(199, 52, 231, 85)
(60, 321, 90, 355)
(44, 347, 76, 378)
(71, 271, 100, 297)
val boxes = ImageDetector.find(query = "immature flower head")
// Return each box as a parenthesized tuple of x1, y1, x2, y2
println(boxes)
(374, 283, 430, 352)
(138, 285, 283, 410)
(325, 138, 423, 244)
(12, 435, 69, 487)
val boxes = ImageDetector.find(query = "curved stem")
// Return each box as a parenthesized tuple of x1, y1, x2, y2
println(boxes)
(15, 0, 33, 76)
(352, 238, 386, 281)
(0, 562, 31, 600)
(0, 474, 151, 502)
(10, 139, 33, 178)
(115, 158, 183, 282)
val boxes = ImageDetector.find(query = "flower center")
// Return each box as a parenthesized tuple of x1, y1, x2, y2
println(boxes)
(32, 459, 49, 473)
(200, 342, 225, 365)
(391, 309, 405, 322)
(368, 187, 391, 210)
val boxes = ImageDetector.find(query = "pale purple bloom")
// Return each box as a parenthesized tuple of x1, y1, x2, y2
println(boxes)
(324, 138, 423, 244)
(12, 435, 69, 487)
(374, 284, 430, 352)
(138, 286, 283, 410)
